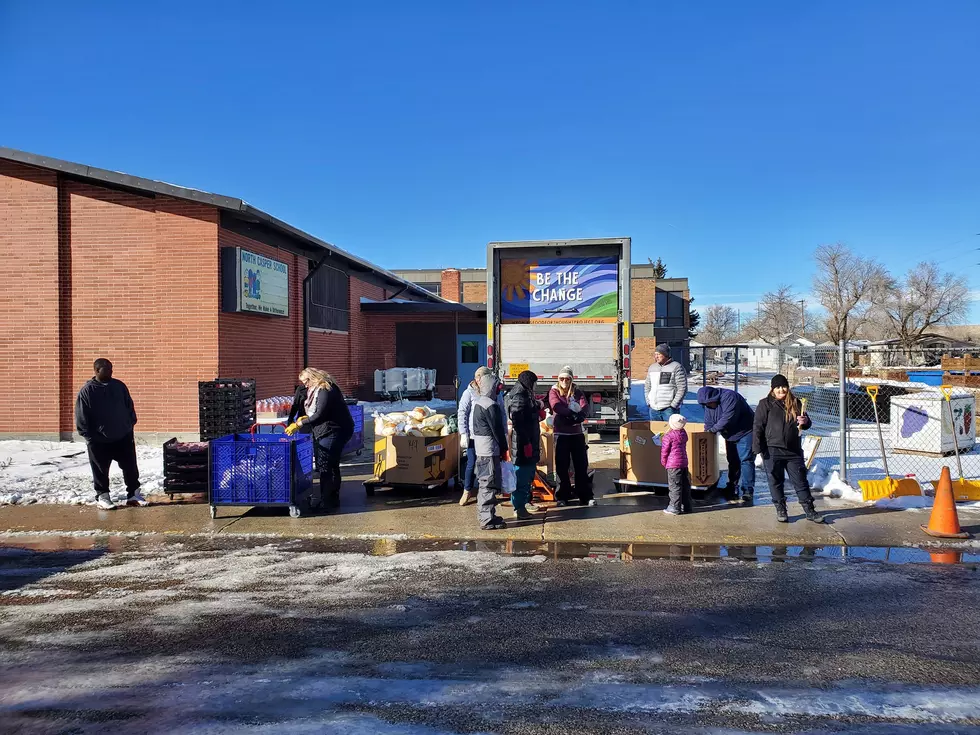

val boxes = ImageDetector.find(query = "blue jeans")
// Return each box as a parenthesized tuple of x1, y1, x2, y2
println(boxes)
(513, 463, 536, 512)
(725, 433, 756, 497)
(649, 407, 679, 422)
(464, 443, 477, 491)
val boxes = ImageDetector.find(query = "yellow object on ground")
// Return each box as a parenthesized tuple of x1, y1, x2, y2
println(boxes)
(858, 385, 921, 501)
(928, 386, 980, 502)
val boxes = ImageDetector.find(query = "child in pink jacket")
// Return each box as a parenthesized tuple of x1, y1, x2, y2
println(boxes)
(660, 413, 693, 515)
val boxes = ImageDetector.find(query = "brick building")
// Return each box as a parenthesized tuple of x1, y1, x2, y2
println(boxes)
(391, 265, 693, 374)
(0, 147, 467, 441)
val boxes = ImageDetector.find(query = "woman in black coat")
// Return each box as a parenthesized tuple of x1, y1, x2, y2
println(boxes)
(752, 374, 824, 524)
(287, 368, 354, 511)
(506, 370, 542, 520)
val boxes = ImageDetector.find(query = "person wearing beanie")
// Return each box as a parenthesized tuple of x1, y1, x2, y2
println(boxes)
(506, 370, 543, 520)
(645, 343, 688, 422)
(696, 385, 757, 505)
(457, 365, 505, 507)
(660, 413, 693, 515)
(548, 367, 596, 507)
(753, 374, 823, 523)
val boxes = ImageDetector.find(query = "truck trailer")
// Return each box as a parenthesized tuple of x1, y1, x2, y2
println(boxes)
(487, 238, 632, 430)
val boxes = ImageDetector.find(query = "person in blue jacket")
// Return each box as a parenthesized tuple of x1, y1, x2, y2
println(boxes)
(696, 386, 756, 505)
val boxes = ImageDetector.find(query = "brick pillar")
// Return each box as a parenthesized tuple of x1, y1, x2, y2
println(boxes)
(441, 269, 461, 302)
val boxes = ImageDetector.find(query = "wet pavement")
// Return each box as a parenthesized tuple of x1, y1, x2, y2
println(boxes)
(2, 535, 980, 733)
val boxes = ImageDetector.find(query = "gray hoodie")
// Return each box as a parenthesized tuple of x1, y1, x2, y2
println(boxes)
(471, 374, 507, 458)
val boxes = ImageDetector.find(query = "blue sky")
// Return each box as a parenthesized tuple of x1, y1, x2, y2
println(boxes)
(2, 1, 978, 320)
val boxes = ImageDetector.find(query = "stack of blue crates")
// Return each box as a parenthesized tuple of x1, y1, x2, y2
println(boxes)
(210, 433, 313, 506)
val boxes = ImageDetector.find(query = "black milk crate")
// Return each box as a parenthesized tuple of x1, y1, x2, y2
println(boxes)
(163, 438, 210, 494)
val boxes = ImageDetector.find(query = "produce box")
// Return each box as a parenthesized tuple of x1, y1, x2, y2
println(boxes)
(538, 432, 555, 480)
(372, 433, 459, 486)
(619, 421, 718, 488)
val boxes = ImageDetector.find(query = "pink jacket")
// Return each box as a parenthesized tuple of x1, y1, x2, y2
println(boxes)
(660, 428, 688, 470)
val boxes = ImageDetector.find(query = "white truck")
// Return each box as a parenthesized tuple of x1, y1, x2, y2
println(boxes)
(487, 238, 632, 430)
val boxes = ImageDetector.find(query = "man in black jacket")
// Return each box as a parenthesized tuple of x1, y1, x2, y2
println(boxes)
(75, 359, 145, 510)
(506, 370, 543, 520)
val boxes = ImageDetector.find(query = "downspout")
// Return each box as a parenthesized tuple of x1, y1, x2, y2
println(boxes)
(303, 253, 331, 369)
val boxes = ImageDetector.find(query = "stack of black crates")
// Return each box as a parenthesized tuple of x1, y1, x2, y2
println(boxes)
(162, 439, 209, 495)
(199, 378, 257, 441)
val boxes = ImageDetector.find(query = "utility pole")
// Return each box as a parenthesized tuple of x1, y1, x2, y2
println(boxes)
(799, 299, 806, 335)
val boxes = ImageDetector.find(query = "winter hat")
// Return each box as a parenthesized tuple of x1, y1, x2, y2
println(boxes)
(668, 413, 687, 431)
(655, 343, 671, 358)
(771, 374, 790, 390)
(558, 365, 574, 379)
(517, 370, 538, 391)
(475, 366, 492, 381)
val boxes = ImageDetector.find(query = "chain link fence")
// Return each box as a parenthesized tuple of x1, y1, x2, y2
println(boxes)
(689, 343, 980, 489)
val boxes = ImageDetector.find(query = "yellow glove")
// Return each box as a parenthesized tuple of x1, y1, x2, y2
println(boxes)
(284, 423, 299, 436)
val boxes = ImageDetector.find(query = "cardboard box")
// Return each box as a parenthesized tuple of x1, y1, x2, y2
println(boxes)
(538, 432, 555, 479)
(373, 433, 459, 486)
(619, 421, 718, 487)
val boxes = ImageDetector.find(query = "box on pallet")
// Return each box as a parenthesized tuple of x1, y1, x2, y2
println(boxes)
(373, 433, 459, 486)
(619, 421, 719, 487)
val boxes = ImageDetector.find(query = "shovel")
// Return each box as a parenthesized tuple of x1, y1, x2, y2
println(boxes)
(931, 386, 980, 501)
(858, 385, 921, 501)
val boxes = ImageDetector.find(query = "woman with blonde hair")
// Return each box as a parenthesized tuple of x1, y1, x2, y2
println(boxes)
(547, 366, 595, 507)
(286, 367, 354, 511)
(753, 374, 823, 524)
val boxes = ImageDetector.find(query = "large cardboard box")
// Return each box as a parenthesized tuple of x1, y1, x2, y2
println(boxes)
(373, 433, 459, 486)
(619, 421, 718, 487)
(538, 432, 555, 479)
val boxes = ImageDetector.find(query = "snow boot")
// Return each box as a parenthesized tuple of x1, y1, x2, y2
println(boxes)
(775, 502, 788, 523)
(741, 493, 754, 507)
(803, 501, 826, 524)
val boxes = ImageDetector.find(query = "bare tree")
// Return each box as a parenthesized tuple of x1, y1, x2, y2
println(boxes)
(698, 305, 739, 344)
(880, 262, 970, 354)
(743, 285, 805, 344)
(812, 243, 889, 344)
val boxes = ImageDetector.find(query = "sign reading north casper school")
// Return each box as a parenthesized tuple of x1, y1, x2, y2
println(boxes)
(221, 247, 289, 317)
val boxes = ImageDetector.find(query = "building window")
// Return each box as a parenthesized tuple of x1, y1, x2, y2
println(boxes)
(309, 265, 350, 332)
(632, 323, 656, 338)
(654, 291, 685, 328)
(461, 340, 479, 364)
(415, 282, 441, 296)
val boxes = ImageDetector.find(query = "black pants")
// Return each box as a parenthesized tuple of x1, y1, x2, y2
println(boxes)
(87, 435, 140, 499)
(316, 431, 352, 506)
(555, 433, 593, 503)
(764, 452, 814, 507)
(666, 468, 693, 513)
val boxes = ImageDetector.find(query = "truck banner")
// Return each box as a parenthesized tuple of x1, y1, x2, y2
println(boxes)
(500, 256, 618, 323)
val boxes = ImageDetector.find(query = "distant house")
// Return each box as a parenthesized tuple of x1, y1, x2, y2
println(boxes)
(866, 333, 976, 367)
(745, 334, 817, 371)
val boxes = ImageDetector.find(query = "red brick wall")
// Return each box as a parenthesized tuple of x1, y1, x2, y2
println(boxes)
(462, 282, 486, 304)
(65, 180, 220, 434)
(633, 337, 658, 382)
(632, 277, 656, 323)
(0, 161, 61, 434)
(441, 269, 461, 302)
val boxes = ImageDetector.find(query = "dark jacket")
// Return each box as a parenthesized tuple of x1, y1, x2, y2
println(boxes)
(287, 384, 307, 424)
(753, 394, 812, 457)
(506, 381, 541, 467)
(75, 378, 137, 443)
(548, 384, 587, 435)
(472, 374, 507, 458)
(697, 386, 754, 442)
(304, 383, 354, 441)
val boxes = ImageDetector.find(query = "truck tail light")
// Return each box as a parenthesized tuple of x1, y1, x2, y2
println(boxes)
(487, 356, 494, 369)
(623, 343, 630, 355)
(591, 393, 602, 403)
(623, 356, 631, 373)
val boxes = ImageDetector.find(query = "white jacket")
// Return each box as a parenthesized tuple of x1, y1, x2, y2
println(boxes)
(645, 360, 688, 411)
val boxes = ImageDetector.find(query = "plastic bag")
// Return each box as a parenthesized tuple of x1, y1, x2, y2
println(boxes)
(422, 414, 447, 428)
(501, 461, 517, 495)
(410, 406, 435, 422)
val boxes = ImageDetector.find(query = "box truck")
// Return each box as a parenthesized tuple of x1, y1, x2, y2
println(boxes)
(487, 238, 632, 429)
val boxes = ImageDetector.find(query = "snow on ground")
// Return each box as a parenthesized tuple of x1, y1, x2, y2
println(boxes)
(0, 440, 163, 507)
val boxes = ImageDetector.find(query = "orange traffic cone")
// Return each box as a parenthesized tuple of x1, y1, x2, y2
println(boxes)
(921, 467, 969, 539)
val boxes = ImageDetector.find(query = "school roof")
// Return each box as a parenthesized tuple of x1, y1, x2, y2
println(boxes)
(0, 146, 447, 304)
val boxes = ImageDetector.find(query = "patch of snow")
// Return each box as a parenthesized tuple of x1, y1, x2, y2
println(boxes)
(819, 471, 865, 503)
(0, 439, 163, 506)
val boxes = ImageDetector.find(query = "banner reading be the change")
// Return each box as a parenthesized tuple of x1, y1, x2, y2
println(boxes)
(500, 256, 619, 324)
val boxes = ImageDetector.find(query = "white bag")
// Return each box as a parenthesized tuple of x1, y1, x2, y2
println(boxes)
(501, 461, 517, 495)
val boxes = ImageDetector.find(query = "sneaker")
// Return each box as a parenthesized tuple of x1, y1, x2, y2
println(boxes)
(126, 494, 149, 507)
(481, 518, 507, 530)
(526, 502, 540, 511)
(555, 500, 570, 507)
(805, 508, 826, 524)
(663, 507, 681, 516)
(96, 494, 115, 510)
(585, 499, 598, 507)
(514, 508, 534, 521)
(741, 494, 754, 507)
(775, 506, 789, 523)
(459, 490, 472, 507)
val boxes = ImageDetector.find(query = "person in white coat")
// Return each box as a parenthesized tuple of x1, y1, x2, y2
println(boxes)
(645, 344, 688, 421)
(457, 366, 506, 506)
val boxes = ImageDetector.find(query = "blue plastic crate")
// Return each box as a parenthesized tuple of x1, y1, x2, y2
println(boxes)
(343, 405, 365, 455)
(209, 433, 313, 506)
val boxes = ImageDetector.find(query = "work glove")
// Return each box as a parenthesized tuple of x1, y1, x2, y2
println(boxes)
(538, 409, 547, 421)
(523, 443, 534, 459)
(284, 423, 300, 436)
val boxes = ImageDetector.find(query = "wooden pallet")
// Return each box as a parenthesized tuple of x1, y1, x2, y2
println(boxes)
(941, 354, 980, 371)
(942, 372, 980, 387)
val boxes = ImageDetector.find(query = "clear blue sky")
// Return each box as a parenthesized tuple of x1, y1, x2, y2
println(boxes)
(2, 1, 979, 320)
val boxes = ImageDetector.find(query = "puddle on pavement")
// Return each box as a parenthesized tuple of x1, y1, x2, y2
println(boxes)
(1, 533, 978, 566)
